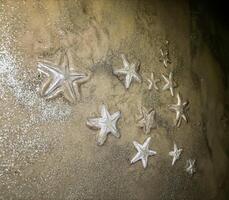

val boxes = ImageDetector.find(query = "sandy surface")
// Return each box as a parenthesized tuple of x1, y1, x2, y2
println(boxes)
(0, 0, 228, 199)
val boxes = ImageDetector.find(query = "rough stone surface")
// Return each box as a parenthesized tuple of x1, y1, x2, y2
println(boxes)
(0, 0, 228, 200)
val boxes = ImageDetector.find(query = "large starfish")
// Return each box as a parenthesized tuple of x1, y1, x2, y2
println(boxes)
(38, 52, 89, 103)
(162, 72, 177, 96)
(113, 54, 141, 89)
(137, 106, 156, 134)
(168, 93, 189, 127)
(86, 105, 121, 146)
(131, 137, 157, 169)
(185, 159, 196, 176)
(169, 143, 182, 166)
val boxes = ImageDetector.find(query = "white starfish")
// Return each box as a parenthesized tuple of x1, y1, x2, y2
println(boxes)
(168, 93, 189, 127)
(169, 143, 182, 166)
(159, 48, 171, 68)
(86, 105, 121, 146)
(162, 72, 177, 96)
(113, 54, 141, 89)
(137, 106, 156, 134)
(38, 52, 89, 103)
(147, 72, 160, 91)
(131, 137, 157, 168)
(185, 159, 196, 175)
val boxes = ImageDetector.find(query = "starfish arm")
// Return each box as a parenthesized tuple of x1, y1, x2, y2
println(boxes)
(121, 54, 129, 68)
(109, 120, 119, 135)
(176, 111, 181, 121)
(144, 125, 150, 134)
(133, 141, 142, 152)
(162, 83, 169, 91)
(113, 68, 128, 75)
(143, 137, 151, 149)
(131, 62, 140, 73)
(147, 79, 153, 90)
(170, 87, 174, 96)
(146, 113, 156, 133)
(169, 151, 174, 157)
(141, 106, 148, 114)
(160, 49, 164, 56)
(182, 114, 187, 122)
(174, 143, 178, 150)
(44, 86, 63, 100)
(169, 104, 178, 111)
(86, 117, 101, 129)
(100, 105, 110, 119)
(96, 128, 108, 145)
(110, 128, 120, 138)
(125, 74, 132, 89)
(189, 160, 195, 167)
(111, 111, 121, 122)
(39, 78, 51, 96)
(172, 157, 176, 166)
(149, 110, 156, 122)
(141, 156, 148, 168)
(163, 60, 167, 67)
(131, 152, 141, 164)
(169, 72, 173, 80)
(177, 93, 181, 105)
(151, 73, 155, 81)
(60, 52, 70, 73)
(38, 62, 61, 77)
(133, 73, 141, 83)
(149, 150, 157, 156)
(137, 120, 145, 131)
(183, 101, 189, 107)
(176, 117, 182, 127)
(63, 81, 78, 103)
(154, 81, 160, 90)
(162, 74, 167, 81)
(43, 77, 62, 97)
(69, 72, 88, 82)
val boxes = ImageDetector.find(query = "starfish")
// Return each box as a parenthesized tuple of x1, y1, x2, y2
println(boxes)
(169, 143, 182, 166)
(131, 137, 157, 168)
(113, 54, 141, 89)
(159, 48, 171, 68)
(159, 40, 171, 68)
(86, 105, 121, 146)
(38, 52, 89, 103)
(161, 72, 177, 96)
(185, 159, 196, 175)
(168, 93, 189, 127)
(137, 106, 156, 134)
(147, 72, 160, 91)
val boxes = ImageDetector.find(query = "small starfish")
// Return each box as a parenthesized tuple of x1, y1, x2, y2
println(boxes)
(113, 54, 141, 89)
(159, 48, 171, 68)
(168, 93, 189, 127)
(147, 72, 160, 91)
(169, 143, 182, 166)
(86, 105, 121, 146)
(159, 40, 171, 68)
(131, 137, 157, 168)
(38, 52, 89, 103)
(185, 159, 196, 175)
(161, 72, 177, 96)
(137, 106, 156, 134)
